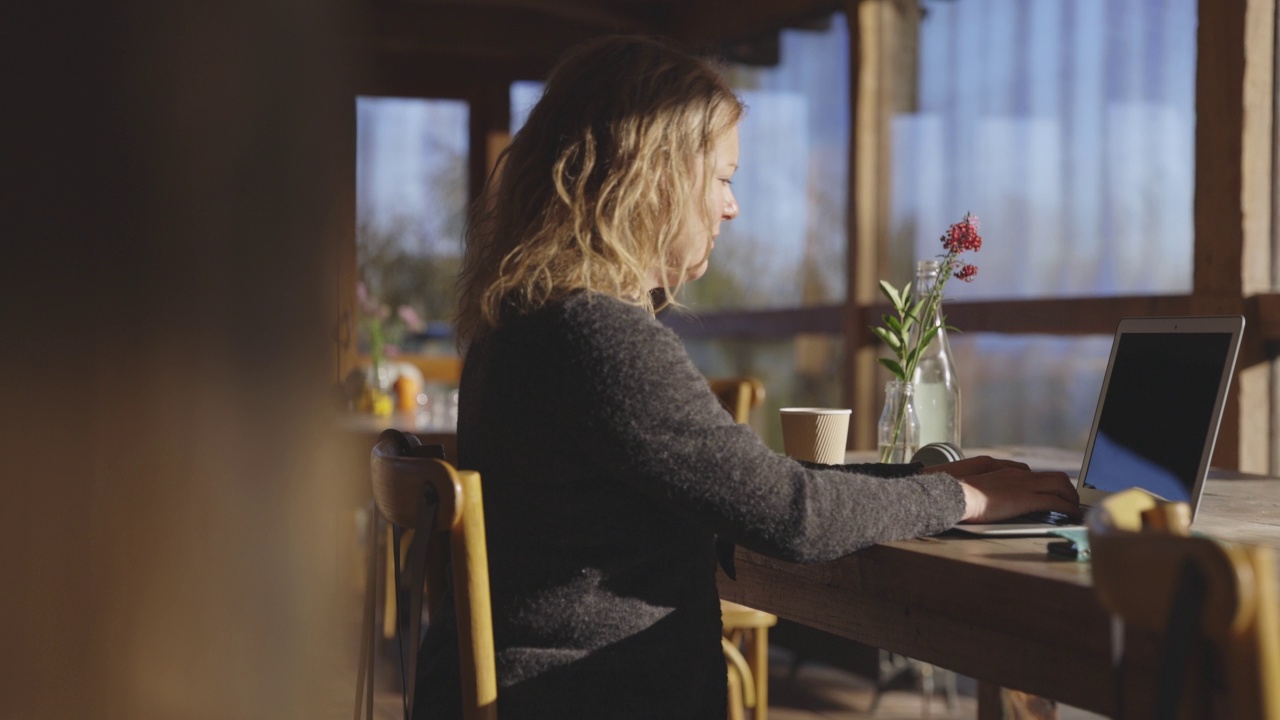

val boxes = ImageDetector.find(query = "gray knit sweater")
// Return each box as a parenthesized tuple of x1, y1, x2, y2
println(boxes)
(416, 291, 966, 719)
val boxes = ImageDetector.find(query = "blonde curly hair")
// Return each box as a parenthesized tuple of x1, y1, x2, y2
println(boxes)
(455, 35, 744, 345)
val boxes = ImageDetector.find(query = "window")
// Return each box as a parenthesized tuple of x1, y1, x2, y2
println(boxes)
(688, 18, 852, 447)
(355, 97, 467, 358)
(896, 0, 1197, 301)
(886, 0, 1198, 449)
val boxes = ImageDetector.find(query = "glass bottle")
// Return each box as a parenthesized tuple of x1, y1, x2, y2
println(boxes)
(911, 260, 962, 448)
(878, 380, 920, 463)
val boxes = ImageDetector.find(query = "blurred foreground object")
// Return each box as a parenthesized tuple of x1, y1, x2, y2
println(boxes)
(1088, 490, 1280, 718)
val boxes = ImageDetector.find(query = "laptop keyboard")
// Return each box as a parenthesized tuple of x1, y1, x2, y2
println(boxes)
(999, 510, 1078, 526)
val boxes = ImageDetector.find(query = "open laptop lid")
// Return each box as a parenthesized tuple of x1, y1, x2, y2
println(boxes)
(1075, 315, 1244, 519)
(955, 315, 1243, 536)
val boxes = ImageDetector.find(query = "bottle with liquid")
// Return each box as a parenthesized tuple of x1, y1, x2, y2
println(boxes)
(910, 260, 961, 448)
(877, 380, 920, 463)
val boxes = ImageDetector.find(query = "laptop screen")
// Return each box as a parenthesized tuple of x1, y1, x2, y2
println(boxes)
(1082, 330, 1235, 502)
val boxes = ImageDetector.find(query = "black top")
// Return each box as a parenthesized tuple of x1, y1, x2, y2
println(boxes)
(416, 291, 966, 720)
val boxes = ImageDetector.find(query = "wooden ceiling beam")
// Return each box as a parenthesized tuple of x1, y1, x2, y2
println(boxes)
(663, 0, 843, 48)
(426, 0, 652, 32)
(355, 48, 556, 97)
(357, 2, 626, 68)
(355, 0, 846, 96)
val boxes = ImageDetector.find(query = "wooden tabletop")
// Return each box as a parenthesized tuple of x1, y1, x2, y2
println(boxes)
(716, 452, 1280, 716)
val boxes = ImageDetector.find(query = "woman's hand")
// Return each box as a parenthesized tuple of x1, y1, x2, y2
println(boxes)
(932, 456, 1080, 523)
(930, 455, 1030, 479)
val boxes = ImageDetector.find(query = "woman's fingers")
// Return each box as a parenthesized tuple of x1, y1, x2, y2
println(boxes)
(933, 455, 1031, 478)
(955, 469, 1080, 523)
(1027, 471, 1079, 501)
(1042, 495, 1085, 521)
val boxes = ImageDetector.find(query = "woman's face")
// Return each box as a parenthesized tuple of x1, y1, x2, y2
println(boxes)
(652, 124, 740, 289)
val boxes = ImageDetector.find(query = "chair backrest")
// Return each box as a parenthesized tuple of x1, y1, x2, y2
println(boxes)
(1088, 489, 1280, 719)
(708, 377, 766, 425)
(361, 429, 497, 720)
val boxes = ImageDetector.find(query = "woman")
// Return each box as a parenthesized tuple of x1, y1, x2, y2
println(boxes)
(418, 35, 1079, 719)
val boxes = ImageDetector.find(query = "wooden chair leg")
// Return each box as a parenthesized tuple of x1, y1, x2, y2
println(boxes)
(355, 506, 379, 720)
(382, 525, 396, 640)
(726, 659, 745, 720)
(723, 636, 755, 719)
(745, 627, 769, 720)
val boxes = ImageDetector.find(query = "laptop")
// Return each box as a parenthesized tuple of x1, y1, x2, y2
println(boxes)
(956, 315, 1244, 536)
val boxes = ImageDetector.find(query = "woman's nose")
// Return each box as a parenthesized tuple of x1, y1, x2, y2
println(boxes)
(723, 190, 739, 220)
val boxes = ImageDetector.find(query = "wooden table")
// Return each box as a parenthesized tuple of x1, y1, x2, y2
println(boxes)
(716, 450, 1280, 717)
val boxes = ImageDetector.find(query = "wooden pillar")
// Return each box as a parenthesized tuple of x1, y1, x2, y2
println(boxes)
(1194, 0, 1275, 472)
(844, 0, 922, 449)
(468, 81, 512, 212)
(1272, 0, 1280, 476)
(336, 91, 359, 383)
(843, 1, 865, 450)
(845, 0, 878, 450)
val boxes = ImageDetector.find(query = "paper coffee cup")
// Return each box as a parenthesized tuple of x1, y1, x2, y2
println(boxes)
(779, 408, 852, 464)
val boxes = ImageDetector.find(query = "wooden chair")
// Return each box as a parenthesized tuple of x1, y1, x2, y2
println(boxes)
(708, 376, 766, 430)
(709, 376, 778, 720)
(375, 442, 447, 645)
(1088, 488, 1280, 719)
(357, 429, 497, 720)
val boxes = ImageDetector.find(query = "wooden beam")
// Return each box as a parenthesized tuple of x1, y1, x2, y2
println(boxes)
(666, 296, 1200, 341)
(938, 296, 1194, 336)
(355, 48, 556, 97)
(846, 1, 872, 450)
(468, 82, 511, 210)
(665, 294, 1280, 346)
(664, 0, 842, 48)
(719, 32, 781, 67)
(337, 81, 359, 384)
(354, 0, 842, 96)
(1248, 293, 1280, 352)
(1194, 0, 1276, 472)
(661, 305, 843, 340)
(357, 2, 612, 66)
(439, 0, 652, 31)
(1194, 0, 1273, 304)
(848, 0, 919, 449)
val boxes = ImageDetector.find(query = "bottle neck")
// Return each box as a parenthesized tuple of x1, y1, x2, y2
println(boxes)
(913, 269, 944, 326)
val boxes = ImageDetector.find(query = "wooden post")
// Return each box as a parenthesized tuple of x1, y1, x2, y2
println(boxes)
(468, 80, 512, 212)
(844, 0, 923, 449)
(1194, 0, 1275, 473)
(337, 91, 359, 384)
(845, 0, 879, 450)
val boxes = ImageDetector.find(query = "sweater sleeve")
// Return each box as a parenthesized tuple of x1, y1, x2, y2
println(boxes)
(541, 294, 967, 564)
